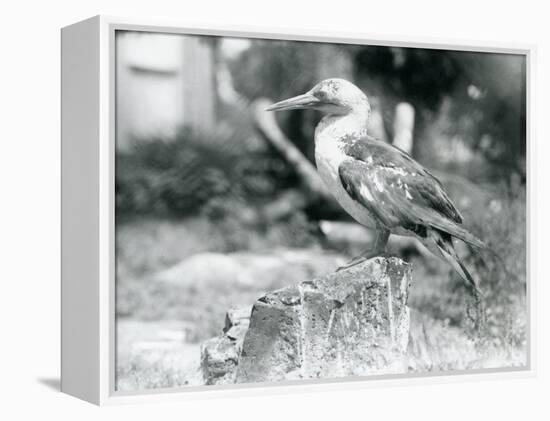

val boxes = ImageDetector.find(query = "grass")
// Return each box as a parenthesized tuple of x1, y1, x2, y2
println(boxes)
(116, 320, 203, 392)
(405, 180, 527, 371)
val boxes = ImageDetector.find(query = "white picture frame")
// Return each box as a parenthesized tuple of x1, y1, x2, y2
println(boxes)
(61, 15, 535, 405)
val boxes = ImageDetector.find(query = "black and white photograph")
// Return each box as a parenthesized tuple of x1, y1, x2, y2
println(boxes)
(114, 30, 527, 392)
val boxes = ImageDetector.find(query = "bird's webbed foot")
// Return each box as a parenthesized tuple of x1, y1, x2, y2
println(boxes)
(336, 228, 390, 272)
(336, 251, 390, 272)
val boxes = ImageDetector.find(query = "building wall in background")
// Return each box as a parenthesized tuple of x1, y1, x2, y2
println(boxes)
(115, 31, 216, 150)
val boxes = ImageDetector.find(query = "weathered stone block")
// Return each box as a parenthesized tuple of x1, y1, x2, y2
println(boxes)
(235, 257, 411, 383)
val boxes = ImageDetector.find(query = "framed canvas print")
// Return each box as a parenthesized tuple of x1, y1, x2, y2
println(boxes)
(61, 15, 533, 405)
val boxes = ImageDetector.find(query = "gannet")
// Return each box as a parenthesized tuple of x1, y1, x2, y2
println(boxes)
(267, 78, 486, 294)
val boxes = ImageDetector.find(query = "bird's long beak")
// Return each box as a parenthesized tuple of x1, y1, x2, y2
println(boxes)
(265, 93, 320, 111)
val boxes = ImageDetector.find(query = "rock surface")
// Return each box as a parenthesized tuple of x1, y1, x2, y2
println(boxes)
(200, 257, 411, 385)
(200, 335, 241, 385)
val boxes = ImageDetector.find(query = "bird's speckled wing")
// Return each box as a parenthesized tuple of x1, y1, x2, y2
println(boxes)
(338, 136, 484, 248)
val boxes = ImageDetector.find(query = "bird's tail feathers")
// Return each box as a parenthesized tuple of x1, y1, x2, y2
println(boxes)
(429, 216, 509, 278)
(432, 232, 483, 297)
(430, 219, 486, 250)
(433, 233, 487, 332)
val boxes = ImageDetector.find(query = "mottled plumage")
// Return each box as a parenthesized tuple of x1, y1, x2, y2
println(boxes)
(337, 135, 484, 247)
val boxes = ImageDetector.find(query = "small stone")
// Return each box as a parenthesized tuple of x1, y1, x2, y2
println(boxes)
(200, 336, 239, 385)
(201, 306, 251, 385)
(224, 306, 251, 333)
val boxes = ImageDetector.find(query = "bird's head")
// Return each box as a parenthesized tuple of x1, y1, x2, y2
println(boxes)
(266, 78, 370, 117)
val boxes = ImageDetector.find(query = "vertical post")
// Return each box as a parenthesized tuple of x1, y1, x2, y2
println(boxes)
(182, 36, 217, 135)
(393, 102, 415, 153)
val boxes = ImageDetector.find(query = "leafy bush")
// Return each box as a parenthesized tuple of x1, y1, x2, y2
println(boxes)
(115, 127, 297, 219)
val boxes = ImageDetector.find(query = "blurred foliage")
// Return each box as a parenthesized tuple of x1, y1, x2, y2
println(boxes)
(229, 40, 357, 161)
(117, 41, 526, 219)
(468, 177, 527, 345)
(230, 41, 526, 180)
(230, 40, 322, 101)
(116, 127, 297, 218)
(354, 47, 526, 178)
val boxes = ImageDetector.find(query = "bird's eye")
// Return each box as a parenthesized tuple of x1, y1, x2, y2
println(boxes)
(315, 90, 327, 99)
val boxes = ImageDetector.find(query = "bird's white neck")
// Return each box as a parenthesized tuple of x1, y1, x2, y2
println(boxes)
(314, 109, 369, 145)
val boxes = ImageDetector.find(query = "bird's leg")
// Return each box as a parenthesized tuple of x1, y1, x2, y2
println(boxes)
(336, 228, 390, 272)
